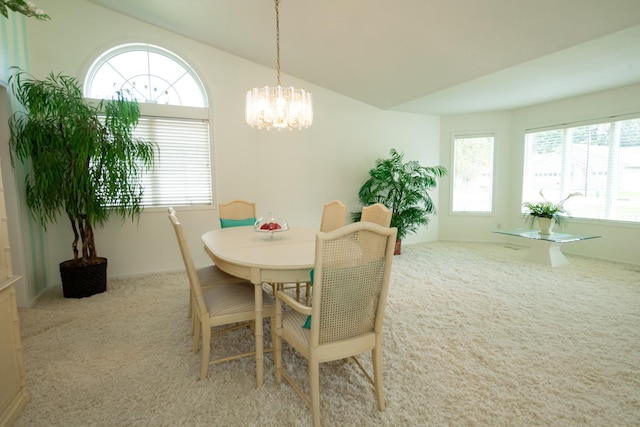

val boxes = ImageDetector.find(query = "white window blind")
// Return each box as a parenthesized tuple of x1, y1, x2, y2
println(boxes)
(523, 117, 640, 223)
(133, 116, 212, 206)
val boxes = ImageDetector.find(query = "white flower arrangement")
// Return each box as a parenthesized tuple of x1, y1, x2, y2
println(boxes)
(522, 189, 582, 227)
(1, 0, 49, 20)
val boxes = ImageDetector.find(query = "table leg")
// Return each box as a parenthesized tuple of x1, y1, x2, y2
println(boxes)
(524, 239, 569, 267)
(251, 269, 263, 387)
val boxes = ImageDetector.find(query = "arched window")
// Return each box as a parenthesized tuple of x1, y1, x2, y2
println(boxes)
(85, 43, 207, 107)
(85, 43, 212, 207)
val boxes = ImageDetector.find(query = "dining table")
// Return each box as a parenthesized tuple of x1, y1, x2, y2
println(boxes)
(200, 225, 316, 387)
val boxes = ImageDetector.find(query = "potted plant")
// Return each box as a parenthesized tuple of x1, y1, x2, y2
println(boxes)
(522, 189, 581, 234)
(8, 68, 155, 298)
(352, 148, 447, 254)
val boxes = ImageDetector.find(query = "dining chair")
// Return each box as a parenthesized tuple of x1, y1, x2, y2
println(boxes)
(218, 199, 257, 228)
(274, 222, 397, 427)
(168, 208, 248, 335)
(293, 199, 348, 304)
(168, 208, 275, 380)
(319, 199, 347, 232)
(217, 199, 280, 295)
(361, 203, 392, 227)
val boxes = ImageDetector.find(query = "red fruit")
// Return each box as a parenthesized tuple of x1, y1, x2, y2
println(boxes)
(268, 222, 275, 230)
(260, 223, 269, 230)
(274, 223, 282, 230)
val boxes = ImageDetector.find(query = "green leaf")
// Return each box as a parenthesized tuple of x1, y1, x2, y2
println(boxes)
(354, 148, 447, 240)
(8, 68, 156, 262)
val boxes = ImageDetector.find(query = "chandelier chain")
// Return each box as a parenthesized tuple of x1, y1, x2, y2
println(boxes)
(275, 0, 281, 86)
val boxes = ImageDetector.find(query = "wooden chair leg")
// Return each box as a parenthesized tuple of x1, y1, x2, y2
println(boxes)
(199, 324, 211, 380)
(190, 295, 197, 336)
(193, 315, 201, 353)
(372, 347, 385, 411)
(274, 301, 283, 385)
(309, 358, 321, 427)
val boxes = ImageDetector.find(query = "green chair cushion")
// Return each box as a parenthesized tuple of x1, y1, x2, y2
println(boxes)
(302, 268, 313, 329)
(302, 268, 314, 329)
(220, 217, 256, 228)
(302, 315, 312, 329)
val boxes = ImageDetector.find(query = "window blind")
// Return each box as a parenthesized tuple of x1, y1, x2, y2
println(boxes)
(132, 116, 212, 206)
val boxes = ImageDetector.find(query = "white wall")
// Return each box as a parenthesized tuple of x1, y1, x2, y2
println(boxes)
(16, 0, 442, 301)
(440, 85, 640, 265)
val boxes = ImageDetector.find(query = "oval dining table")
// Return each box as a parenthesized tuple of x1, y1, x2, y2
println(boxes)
(201, 225, 316, 387)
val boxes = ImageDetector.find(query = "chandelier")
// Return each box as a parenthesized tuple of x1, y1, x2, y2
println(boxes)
(245, 0, 313, 130)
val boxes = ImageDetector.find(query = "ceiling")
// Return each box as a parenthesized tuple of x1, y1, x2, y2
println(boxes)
(85, 0, 640, 116)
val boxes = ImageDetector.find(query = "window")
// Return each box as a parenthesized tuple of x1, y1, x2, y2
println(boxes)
(452, 134, 495, 213)
(85, 44, 206, 107)
(85, 43, 212, 207)
(523, 117, 640, 223)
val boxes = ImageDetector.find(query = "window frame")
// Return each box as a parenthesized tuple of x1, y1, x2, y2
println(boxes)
(83, 43, 214, 209)
(450, 132, 496, 215)
(84, 43, 208, 108)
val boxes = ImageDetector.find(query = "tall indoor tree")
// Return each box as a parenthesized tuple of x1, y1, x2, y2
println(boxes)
(9, 68, 155, 297)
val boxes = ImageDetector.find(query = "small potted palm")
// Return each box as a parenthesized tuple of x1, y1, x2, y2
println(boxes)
(352, 148, 447, 254)
(522, 189, 582, 234)
(8, 68, 155, 298)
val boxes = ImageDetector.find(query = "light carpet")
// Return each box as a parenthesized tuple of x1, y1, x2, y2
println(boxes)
(14, 242, 640, 426)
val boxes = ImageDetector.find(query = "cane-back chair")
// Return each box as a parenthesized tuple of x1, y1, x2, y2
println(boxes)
(287, 200, 348, 303)
(290, 199, 348, 303)
(361, 203, 392, 227)
(168, 208, 274, 380)
(274, 222, 397, 426)
(218, 199, 257, 228)
(168, 208, 248, 334)
(319, 199, 347, 232)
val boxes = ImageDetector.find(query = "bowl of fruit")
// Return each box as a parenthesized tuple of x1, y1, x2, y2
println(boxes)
(254, 212, 289, 239)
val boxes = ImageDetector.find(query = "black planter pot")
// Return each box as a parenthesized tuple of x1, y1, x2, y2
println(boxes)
(59, 257, 108, 298)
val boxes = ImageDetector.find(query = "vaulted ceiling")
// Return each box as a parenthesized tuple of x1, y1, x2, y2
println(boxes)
(85, 0, 640, 115)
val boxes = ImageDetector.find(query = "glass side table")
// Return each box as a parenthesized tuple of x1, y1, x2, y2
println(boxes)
(493, 228, 601, 267)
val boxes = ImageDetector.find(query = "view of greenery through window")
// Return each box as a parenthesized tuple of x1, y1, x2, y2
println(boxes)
(523, 117, 640, 223)
(452, 135, 494, 213)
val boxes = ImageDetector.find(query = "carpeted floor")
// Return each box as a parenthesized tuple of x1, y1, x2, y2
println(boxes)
(14, 242, 640, 426)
